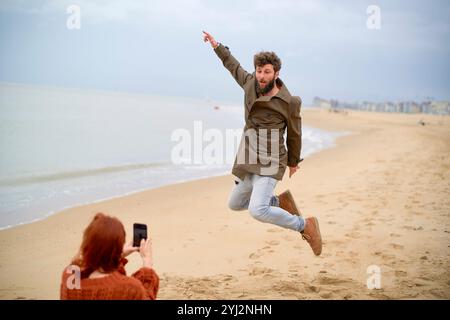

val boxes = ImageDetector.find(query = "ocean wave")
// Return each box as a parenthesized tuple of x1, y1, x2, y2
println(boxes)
(0, 161, 173, 187)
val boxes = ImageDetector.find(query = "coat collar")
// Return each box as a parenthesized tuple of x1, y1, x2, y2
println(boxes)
(273, 78, 292, 104)
(252, 77, 292, 105)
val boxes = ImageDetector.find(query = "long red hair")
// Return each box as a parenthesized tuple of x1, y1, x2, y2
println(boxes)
(72, 213, 125, 278)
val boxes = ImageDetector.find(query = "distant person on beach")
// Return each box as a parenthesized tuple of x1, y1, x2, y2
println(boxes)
(203, 31, 322, 255)
(60, 213, 159, 299)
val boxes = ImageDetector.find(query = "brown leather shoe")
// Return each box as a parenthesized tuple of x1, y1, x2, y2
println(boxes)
(277, 190, 301, 216)
(301, 217, 322, 256)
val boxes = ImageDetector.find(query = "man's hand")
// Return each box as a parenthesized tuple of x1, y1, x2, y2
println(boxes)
(288, 165, 299, 178)
(202, 30, 219, 49)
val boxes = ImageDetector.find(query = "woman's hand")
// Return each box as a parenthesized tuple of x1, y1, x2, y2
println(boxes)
(122, 240, 139, 258)
(139, 238, 154, 268)
(202, 30, 219, 49)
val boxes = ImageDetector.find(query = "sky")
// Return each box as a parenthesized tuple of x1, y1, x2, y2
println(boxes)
(0, 0, 449, 105)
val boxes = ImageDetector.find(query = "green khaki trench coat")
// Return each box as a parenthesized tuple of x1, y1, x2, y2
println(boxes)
(214, 43, 302, 181)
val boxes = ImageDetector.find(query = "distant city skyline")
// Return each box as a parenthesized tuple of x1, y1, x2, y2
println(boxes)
(1, 0, 449, 106)
(313, 96, 450, 114)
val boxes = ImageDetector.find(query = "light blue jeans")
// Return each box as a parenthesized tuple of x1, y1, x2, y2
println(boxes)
(228, 174, 305, 232)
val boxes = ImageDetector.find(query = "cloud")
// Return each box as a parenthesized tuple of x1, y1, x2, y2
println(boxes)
(1, 0, 449, 102)
(1, 0, 448, 49)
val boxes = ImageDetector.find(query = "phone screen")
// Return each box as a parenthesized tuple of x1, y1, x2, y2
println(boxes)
(133, 223, 147, 247)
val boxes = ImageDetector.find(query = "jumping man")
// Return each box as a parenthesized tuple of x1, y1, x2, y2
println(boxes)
(203, 31, 322, 256)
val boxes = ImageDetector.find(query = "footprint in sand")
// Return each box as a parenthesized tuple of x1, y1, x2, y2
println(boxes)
(328, 239, 345, 246)
(265, 240, 280, 246)
(249, 252, 260, 260)
(368, 292, 392, 299)
(249, 245, 276, 260)
(288, 262, 299, 273)
(344, 232, 361, 239)
(314, 275, 353, 286)
(288, 268, 300, 274)
(389, 233, 401, 238)
(381, 253, 396, 260)
(319, 292, 333, 299)
(248, 266, 275, 277)
(305, 285, 320, 293)
(402, 225, 421, 231)
(389, 243, 404, 250)
(220, 274, 236, 283)
(267, 228, 283, 233)
(413, 278, 431, 287)
(348, 250, 359, 257)
(395, 270, 407, 277)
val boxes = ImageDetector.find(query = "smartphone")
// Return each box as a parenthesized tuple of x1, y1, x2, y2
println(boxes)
(133, 223, 148, 247)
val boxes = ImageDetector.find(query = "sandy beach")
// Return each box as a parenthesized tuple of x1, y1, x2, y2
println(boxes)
(0, 108, 449, 300)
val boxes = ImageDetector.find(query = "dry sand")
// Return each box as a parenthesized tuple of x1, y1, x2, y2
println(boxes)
(0, 108, 449, 299)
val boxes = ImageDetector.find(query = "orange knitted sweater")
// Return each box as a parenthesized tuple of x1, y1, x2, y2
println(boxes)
(60, 259, 159, 300)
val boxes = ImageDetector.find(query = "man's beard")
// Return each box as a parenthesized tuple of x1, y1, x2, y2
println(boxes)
(256, 77, 276, 95)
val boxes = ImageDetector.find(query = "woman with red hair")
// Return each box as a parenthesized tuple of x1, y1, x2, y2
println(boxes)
(60, 213, 159, 300)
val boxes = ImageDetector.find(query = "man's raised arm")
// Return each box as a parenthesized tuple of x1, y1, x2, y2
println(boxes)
(203, 31, 253, 89)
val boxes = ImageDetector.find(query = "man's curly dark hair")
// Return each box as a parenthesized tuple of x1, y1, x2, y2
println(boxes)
(253, 51, 282, 72)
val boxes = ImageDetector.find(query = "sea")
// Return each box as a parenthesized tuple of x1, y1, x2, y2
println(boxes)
(0, 83, 348, 229)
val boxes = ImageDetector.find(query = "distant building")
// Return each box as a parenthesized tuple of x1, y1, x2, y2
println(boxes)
(311, 97, 450, 115)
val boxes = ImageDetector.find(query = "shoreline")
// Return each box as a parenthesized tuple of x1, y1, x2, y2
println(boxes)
(0, 108, 449, 299)
(0, 169, 231, 232)
(0, 121, 347, 231)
